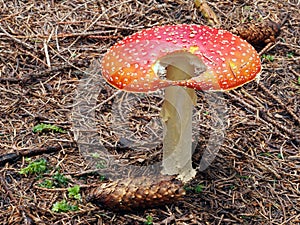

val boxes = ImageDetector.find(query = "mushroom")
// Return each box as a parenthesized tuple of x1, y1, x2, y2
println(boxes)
(101, 24, 261, 182)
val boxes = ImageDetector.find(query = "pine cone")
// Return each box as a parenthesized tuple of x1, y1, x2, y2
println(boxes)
(87, 175, 186, 211)
(231, 20, 280, 46)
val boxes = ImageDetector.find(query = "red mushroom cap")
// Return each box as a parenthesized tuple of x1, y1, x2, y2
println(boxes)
(101, 24, 261, 92)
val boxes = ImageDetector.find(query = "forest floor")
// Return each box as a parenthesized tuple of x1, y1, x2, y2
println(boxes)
(0, 0, 299, 224)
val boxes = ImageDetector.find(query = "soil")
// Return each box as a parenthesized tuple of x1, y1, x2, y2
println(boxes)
(0, 0, 299, 224)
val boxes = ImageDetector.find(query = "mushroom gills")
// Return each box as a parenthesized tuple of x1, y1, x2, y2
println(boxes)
(153, 51, 207, 81)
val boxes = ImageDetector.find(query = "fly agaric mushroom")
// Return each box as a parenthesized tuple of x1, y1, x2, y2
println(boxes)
(101, 24, 261, 182)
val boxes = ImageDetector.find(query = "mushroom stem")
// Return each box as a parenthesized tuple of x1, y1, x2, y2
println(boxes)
(161, 62, 197, 182)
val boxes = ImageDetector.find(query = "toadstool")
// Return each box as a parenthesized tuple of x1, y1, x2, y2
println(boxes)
(101, 24, 261, 182)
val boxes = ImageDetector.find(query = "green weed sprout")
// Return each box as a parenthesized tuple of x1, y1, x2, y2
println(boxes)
(32, 123, 66, 133)
(194, 184, 204, 193)
(68, 185, 81, 200)
(53, 172, 69, 187)
(19, 158, 47, 175)
(262, 54, 275, 62)
(52, 199, 78, 212)
(184, 183, 204, 194)
(144, 215, 153, 225)
(39, 172, 69, 188)
(39, 179, 54, 188)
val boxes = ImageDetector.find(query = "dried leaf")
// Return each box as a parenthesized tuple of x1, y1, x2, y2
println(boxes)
(194, 0, 220, 26)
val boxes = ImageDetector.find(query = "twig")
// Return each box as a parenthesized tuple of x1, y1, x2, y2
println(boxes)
(217, 214, 224, 225)
(224, 144, 282, 179)
(0, 144, 74, 166)
(67, 0, 134, 50)
(225, 91, 296, 137)
(240, 88, 265, 108)
(43, 41, 51, 68)
(0, 64, 84, 85)
(17, 47, 48, 67)
(158, 215, 175, 225)
(0, 24, 36, 51)
(86, 35, 119, 39)
(6, 31, 119, 40)
(258, 42, 274, 56)
(0, 174, 17, 203)
(33, 183, 99, 192)
(0, 77, 22, 83)
(258, 83, 300, 125)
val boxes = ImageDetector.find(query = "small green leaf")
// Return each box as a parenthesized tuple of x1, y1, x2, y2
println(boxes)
(194, 184, 204, 193)
(260, 152, 272, 157)
(144, 215, 153, 225)
(53, 172, 69, 187)
(19, 158, 47, 175)
(298, 77, 300, 85)
(203, 111, 209, 115)
(91, 152, 100, 158)
(68, 185, 81, 200)
(25, 157, 31, 162)
(32, 123, 66, 134)
(237, 174, 250, 180)
(99, 175, 106, 181)
(184, 184, 204, 194)
(184, 186, 193, 192)
(287, 52, 294, 58)
(39, 179, 54, 188)
(243, 5, 251, 10)
(95, 160, 107, 169)
(52, 199, 78, 212)
(262, 54, 275, 62)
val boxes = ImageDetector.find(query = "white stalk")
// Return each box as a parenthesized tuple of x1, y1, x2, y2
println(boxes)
(159, 52, 204, 182)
